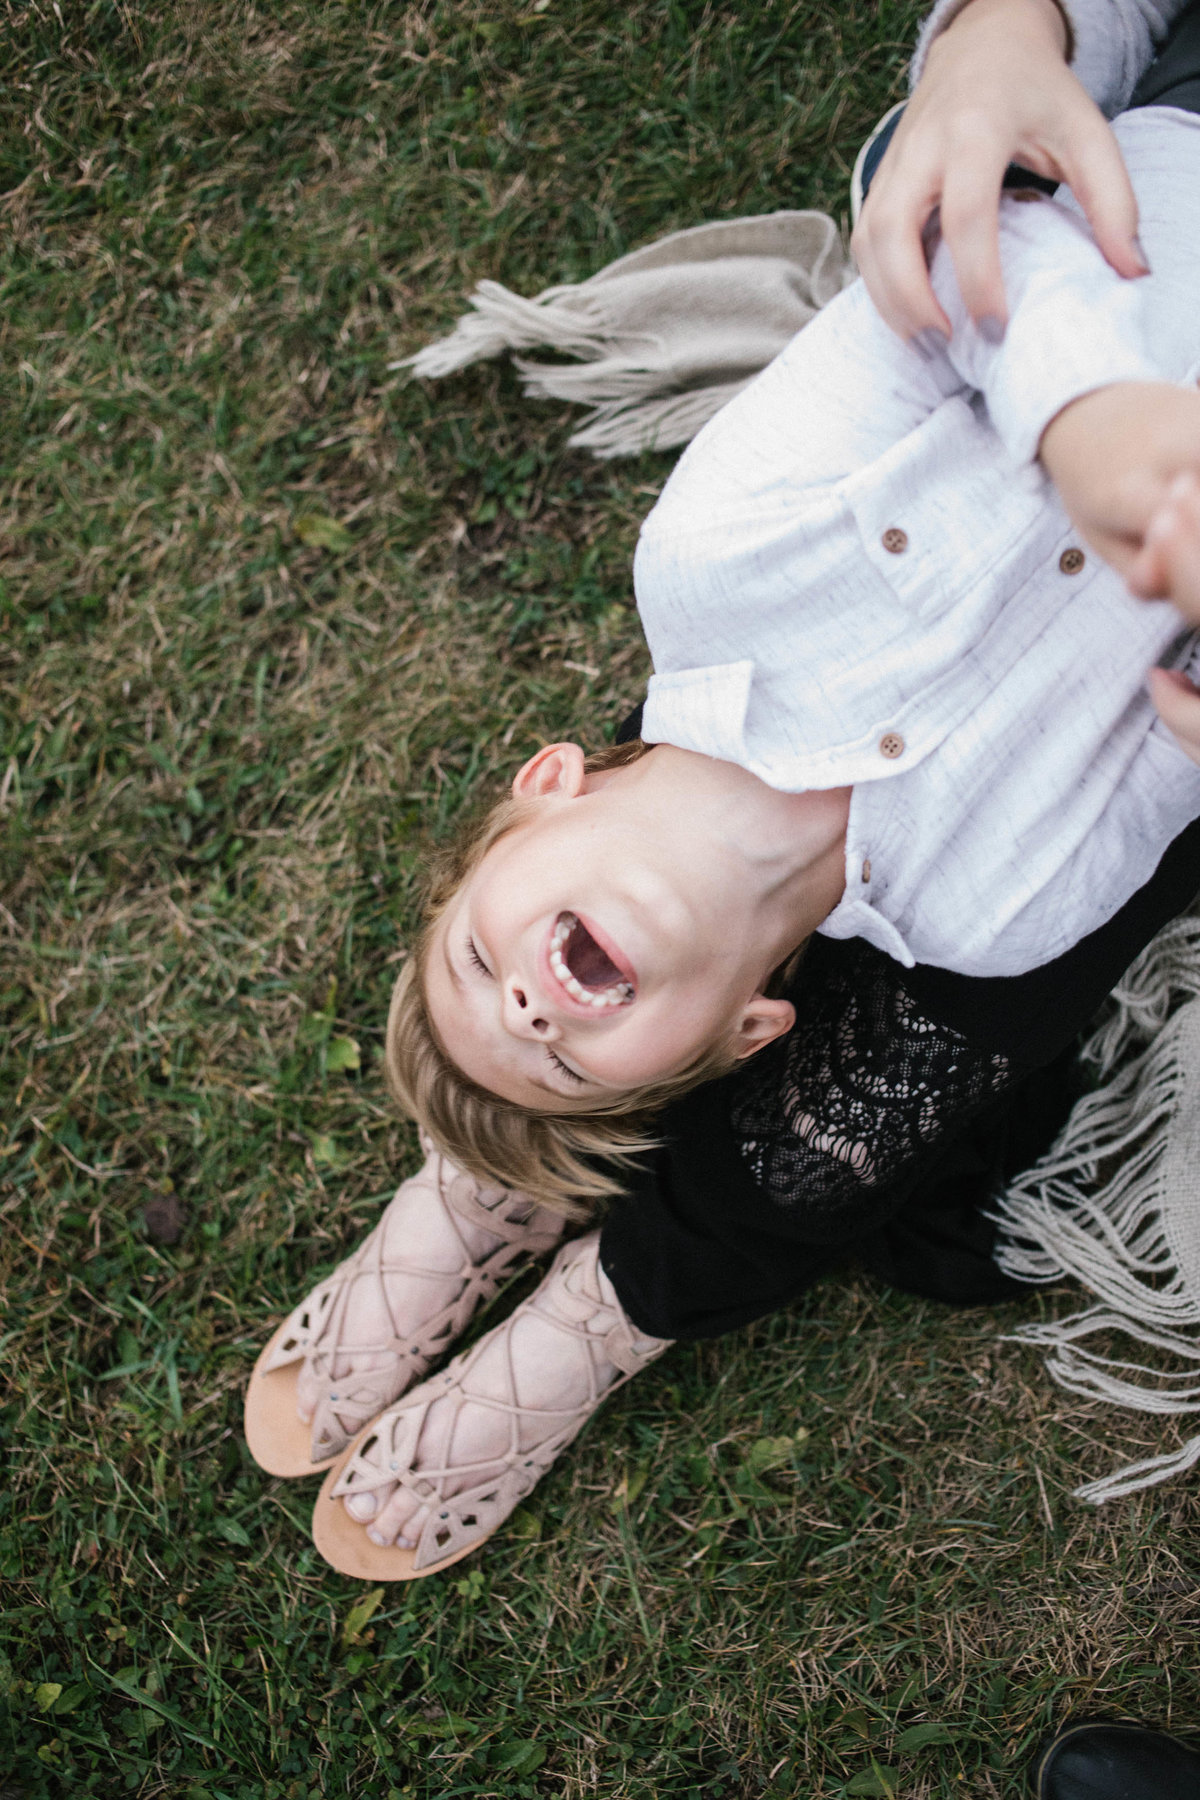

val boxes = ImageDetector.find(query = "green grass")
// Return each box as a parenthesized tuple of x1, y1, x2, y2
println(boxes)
(2, 0, 1198, 1795)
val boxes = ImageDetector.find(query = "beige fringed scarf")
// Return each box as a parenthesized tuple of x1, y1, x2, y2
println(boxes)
(994, 908, 1200, 1503)
(396, 212, 854, 458)
(402, 212, 1200, 1503)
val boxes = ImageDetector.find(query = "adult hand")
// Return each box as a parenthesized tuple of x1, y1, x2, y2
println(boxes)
(853, 0, 1148, 343)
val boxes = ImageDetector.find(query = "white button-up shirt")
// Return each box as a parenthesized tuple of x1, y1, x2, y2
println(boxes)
(635, 111, 1200, 977)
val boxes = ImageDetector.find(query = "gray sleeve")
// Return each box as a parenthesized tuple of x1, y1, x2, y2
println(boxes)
(909, 0, 1188, 117)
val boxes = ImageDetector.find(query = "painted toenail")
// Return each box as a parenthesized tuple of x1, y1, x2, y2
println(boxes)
(367, 1528, 388, 1546)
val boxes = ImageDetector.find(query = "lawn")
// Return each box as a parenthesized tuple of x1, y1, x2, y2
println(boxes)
(2, 1, 1198, 1796)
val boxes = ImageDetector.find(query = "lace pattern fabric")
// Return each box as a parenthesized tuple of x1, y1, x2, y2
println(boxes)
(731, 942, 1013, 1234)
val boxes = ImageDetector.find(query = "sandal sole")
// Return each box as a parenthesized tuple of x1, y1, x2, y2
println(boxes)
(312, 1419, 501, 1580)
(244, 1320, 341, 1479)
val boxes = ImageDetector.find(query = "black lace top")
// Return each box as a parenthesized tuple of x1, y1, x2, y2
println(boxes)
(730, 941, 1013, 1238)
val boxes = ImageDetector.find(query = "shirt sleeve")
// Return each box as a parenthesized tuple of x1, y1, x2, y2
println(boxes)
(927, 185, 1160, 463)
(925, 108, 1200, 463)
(909, 0, 1188, 117)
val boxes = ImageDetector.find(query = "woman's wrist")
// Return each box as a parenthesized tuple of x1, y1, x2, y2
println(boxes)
(929, 0, 1070, 67)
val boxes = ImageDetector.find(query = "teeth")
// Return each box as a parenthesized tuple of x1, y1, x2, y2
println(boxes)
(549, 912, 634, 1008)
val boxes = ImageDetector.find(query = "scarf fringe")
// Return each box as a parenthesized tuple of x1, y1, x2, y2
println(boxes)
(397, 281, 619, 378)
(394, 282, 745, 456)
(1072, 1432, 1200, 1505)
(994, 902, 1200, 1502)
(1079, 907, 1200, 1075)
(393, 211, 854, 458)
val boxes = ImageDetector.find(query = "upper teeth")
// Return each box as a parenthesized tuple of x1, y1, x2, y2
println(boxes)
(549, 913, 635, 1009)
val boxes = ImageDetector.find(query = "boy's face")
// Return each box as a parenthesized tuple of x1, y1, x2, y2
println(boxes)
(423, 744, 795, 1113)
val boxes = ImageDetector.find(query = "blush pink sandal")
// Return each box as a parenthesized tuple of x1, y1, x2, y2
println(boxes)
(311, 1229, 672, 1579)
(244, 1140, 566, 1478)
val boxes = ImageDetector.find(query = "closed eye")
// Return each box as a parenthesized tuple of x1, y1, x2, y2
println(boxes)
(466, 936, 492, 977)
(547, 1049, 585, 1086)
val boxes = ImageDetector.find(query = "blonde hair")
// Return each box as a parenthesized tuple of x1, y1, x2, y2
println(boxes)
(385, 740, 794, 1215)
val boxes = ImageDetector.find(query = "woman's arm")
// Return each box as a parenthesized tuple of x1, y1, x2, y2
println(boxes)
(853, 0, 1185, 342)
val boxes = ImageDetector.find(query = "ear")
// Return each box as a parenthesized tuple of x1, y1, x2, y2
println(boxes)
(731, 995, 796, 1061)
(511, 742, 587, 801)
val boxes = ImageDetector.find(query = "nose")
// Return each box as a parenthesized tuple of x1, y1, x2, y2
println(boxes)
(503, 977, 559, 1041)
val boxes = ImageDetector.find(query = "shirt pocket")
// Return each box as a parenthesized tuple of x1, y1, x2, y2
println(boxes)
(841, 394, 1048, 625)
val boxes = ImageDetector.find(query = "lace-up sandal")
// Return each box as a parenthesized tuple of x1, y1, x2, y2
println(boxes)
(244, 1141, 566, 1478)
(311, 1229, 672, 1579)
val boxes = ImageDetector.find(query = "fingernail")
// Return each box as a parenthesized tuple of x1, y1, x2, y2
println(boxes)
(978, 314, 1006, 346)
(367, 1527, 388, 1547)
(1133, 235, 1152, 273)
(910, 326, 949, 362)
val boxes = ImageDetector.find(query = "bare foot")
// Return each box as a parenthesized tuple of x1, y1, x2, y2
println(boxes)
(331, 1230, 670, 1561)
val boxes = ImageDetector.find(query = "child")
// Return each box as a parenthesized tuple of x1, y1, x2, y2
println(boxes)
(247, 10, 1200, 1579)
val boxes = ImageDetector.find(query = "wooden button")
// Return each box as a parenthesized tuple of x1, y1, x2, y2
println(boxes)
(879, 732, 905, 760)
(1059, 546, 1086, 575)
(861, 858, 872, 884)
(881, 527, 908, 554)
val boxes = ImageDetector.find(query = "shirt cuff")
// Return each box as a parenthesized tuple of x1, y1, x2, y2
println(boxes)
(930, 196, 1160, 464)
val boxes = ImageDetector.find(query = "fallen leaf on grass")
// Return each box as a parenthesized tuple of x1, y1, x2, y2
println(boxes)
(142, 1193, 187, 1244)
(492, 1741, 546, 1775)
(743, 1432, 808, 1477)
(294, 512, 353, 552)
(896, 1722, 955, 1754)
(610, 1467, 649, 1511)
(326, 1035, 361, 1072)
(847, 1762, 899, 1798)
(342, 1586, 386, 1645)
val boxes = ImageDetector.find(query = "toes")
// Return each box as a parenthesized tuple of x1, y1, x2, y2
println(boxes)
(295, 1361, 318, 1422)
(366, 1484, 423, 1548)
(344, 1489, 381, 1523)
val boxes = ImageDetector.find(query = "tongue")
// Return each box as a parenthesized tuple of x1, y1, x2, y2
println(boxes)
(565, 919, 623, 990)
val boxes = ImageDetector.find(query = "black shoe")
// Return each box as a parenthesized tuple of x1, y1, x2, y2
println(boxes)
(1036, 1721, 1200, 1800)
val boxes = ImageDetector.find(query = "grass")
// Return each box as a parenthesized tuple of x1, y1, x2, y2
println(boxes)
(1, 0, 1198, 1795)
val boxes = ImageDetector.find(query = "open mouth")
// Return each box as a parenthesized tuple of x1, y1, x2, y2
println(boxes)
(549, 912, 635, 1009)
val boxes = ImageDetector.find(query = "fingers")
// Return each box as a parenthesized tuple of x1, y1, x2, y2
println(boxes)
(1149, 666, 1200, 767)
(1052, 106, 1147, 279)
(853, 188, 952, 343)
(1128, 472, 1200, 623)
(937, 137, 1014, 329)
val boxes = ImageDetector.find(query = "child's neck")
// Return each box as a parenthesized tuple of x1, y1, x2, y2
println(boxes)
(594, 744, 851, 966)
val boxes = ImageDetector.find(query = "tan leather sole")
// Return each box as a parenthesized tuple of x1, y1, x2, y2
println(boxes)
(311, 1421, 500, 1580)
(244, 1320, 340, 1479)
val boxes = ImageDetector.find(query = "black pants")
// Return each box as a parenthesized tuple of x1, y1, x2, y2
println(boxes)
(598, 4, 1200, 1338)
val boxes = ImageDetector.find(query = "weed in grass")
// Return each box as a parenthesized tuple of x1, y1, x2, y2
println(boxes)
(3, 0, 1199, 1795)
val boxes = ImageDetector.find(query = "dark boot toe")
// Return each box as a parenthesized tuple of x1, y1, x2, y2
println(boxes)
(1037, 1722, 1200, 1800)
